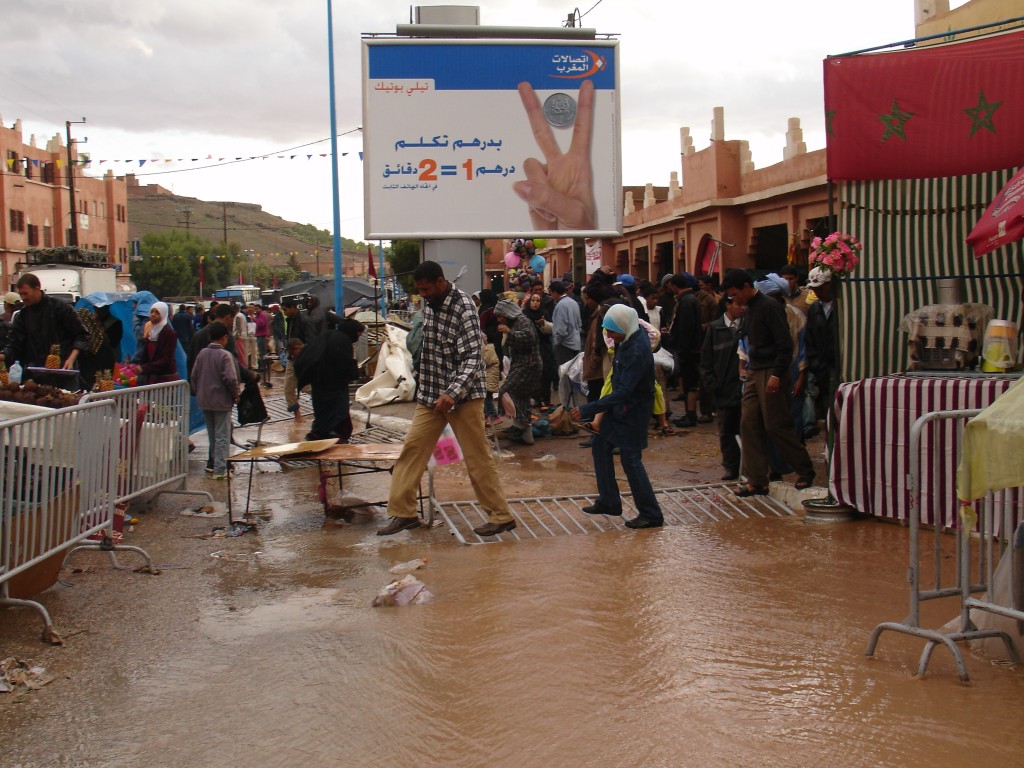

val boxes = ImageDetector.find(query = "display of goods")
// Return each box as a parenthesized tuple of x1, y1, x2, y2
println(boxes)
(45, 344, 61, 369)
(113, 363, 140, 387)
(0, 381, 82, 408)
(95, 369, 115, 392)
(0, 362, 6, 386)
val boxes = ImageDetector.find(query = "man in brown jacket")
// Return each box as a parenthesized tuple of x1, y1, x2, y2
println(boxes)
(191, 323, 240, 479)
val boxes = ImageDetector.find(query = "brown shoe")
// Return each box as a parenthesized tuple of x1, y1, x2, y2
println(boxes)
(376, 516, 421, 536)
(472, 520, 517, 537)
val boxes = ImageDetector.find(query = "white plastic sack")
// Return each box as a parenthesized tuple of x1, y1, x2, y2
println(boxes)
(355, 324, 416, 407)
(653, 347, 675, 373)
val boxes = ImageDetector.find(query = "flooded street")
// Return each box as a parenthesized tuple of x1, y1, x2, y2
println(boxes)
(2, 415, 1023, 767)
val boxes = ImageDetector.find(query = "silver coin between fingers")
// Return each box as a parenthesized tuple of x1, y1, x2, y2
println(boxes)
(543, 93, 577, 128)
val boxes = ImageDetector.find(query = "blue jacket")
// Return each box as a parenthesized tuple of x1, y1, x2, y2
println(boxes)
(578, 330, 654, 451)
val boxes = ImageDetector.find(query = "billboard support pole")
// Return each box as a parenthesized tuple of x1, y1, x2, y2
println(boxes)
(327, 0, 344, 312)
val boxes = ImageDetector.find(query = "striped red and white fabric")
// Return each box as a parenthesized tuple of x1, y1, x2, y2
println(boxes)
(830, 375, 1018, 527)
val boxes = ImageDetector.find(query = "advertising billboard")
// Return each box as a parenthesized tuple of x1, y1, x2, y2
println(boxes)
(362, 39, 621, 239)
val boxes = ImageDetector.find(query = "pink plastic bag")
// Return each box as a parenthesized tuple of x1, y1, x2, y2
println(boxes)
(431, 424, 464, 466)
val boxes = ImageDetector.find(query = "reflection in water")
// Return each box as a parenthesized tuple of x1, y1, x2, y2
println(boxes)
(86, 515, 1024, 767)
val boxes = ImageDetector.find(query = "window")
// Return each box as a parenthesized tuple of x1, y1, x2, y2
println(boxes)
(6, 150, 19, 175)
(41, 162, 56, 185)
(9, 209, 24, 232)
(24, 158, 33, 180)
(27, 224, 39, 246)
(43, 225, 52, 247)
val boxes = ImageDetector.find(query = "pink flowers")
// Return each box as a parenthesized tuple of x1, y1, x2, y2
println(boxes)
(809, 232, 862, 279)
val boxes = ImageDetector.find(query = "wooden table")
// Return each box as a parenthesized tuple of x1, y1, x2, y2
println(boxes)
(226, 440, 434, 525)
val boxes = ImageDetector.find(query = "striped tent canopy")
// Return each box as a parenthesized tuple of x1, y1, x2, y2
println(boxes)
(838, 168, 1024, 381)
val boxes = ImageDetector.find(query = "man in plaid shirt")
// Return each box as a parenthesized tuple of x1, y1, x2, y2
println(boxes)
(378, 261, 515, 537)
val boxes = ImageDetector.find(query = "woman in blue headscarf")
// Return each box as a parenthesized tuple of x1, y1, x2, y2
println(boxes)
(571, 304, 663, 529)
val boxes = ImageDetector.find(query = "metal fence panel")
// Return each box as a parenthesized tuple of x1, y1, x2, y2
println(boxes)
(1, 400, 118, 642)
(81, 381, 209, 506)
(866, 409, 1024, 681)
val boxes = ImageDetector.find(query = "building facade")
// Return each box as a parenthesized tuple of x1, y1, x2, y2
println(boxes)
(0, 117, 129, 289)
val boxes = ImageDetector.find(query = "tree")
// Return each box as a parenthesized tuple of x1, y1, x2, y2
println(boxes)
(388, 240, 421, 293)
(130, 231, 241, 298)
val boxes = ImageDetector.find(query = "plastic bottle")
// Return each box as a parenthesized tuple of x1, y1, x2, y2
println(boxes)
(8, 361, 22, 385)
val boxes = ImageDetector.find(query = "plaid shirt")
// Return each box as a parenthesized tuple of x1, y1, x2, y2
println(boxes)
(418, 284, 486, 407)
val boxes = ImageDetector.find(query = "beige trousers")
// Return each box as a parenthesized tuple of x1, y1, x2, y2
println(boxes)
(387, 398, 511, 523)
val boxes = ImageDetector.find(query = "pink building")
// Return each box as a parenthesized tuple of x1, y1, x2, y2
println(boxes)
(0, 117, 129, 289)
(530, 109, 834, 285)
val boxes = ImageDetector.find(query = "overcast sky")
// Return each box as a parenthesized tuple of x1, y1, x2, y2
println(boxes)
(1, 0, 937, 244)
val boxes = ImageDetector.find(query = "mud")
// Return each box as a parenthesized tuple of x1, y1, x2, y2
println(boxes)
(2, 406, 1022, 767)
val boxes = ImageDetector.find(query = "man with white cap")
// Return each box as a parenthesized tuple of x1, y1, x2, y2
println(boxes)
(804, 266, 839, 437)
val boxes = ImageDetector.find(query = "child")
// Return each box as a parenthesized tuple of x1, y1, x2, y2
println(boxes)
(191, 323, 240, 479)
(482, 331, 502, 424)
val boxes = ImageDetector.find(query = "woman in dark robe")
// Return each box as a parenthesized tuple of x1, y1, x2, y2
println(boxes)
(294, 319, 363, 442)
(522, 291, 555, 408)
(136, 301, 179, 384)
(494, 299, 542, 445)
(75, 307, 115, 391)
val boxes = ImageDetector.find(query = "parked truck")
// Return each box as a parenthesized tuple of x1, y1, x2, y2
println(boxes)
(14, 247, 119, 303)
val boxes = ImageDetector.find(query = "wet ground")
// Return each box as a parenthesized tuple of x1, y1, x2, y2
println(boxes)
(2, 392, 1023, 767)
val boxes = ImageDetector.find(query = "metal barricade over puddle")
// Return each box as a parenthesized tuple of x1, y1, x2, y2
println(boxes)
(0, 400, 155, 644)
(435, 483, 793, 544)
(866, 409, 1024, 682)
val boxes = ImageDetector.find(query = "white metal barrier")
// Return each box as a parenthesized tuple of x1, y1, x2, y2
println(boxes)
(81, 381, 212, 507)
(0, 401, 153, 644)
(865, 409, 1024, 681)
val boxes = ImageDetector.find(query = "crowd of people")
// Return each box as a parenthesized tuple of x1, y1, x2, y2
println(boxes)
(1, 259, 838, 534)
(375, 258, 838, 536)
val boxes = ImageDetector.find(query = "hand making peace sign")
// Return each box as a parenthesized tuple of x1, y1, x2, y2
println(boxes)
(514, 79, 597, 231)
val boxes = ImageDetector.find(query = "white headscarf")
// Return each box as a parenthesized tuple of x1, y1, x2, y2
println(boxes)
(148, 301, 169, 341)
(601, 303, 640, 340)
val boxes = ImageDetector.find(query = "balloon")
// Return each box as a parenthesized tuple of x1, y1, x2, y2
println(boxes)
(504, 251, 519, 268)
(525, 240, 534, 247)
(533, 239, 548, 249)
(530, 255, 546, 273)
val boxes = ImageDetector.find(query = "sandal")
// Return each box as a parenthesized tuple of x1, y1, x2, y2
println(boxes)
(573, 421, 599, 436)
(734, 485, 770, 498)
(659, 426, 675, 436)
(794, 474, 815, 490)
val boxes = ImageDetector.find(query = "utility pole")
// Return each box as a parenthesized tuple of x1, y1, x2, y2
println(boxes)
(177, 206, 194, 235)
(65, 118, 86, 247)
(222, 202, 228, 245)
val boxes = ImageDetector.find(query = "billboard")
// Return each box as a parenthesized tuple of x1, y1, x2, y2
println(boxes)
(362, 39, 621, 239)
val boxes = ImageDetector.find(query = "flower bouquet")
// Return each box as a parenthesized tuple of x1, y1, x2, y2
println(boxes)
(113, 362, 140, 388)
(809, 232, 862, 279)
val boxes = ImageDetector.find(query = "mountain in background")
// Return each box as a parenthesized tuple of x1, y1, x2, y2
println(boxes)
(126, 177, 370, 276)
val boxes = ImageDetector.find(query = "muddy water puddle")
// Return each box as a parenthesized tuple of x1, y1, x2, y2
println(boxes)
(56, 514, 1024, 766)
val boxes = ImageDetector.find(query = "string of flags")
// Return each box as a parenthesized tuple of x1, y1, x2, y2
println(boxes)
(5, 152, 364, 170)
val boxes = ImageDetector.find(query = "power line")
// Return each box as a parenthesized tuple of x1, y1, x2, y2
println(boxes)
(578, 0, 606, 20)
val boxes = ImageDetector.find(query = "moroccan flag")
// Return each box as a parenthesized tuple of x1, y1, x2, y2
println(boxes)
(368, 246, 377, 278)
(824, 29, 1024, 181)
